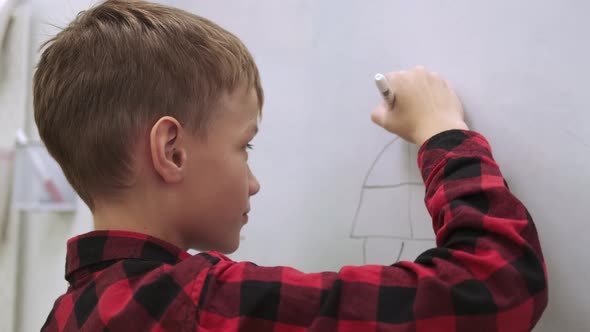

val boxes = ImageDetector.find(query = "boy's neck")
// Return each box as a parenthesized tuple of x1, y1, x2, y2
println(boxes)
(93, 199, 188, 250)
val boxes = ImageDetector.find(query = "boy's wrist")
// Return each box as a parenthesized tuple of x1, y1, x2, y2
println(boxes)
(415, 121, 469, 147)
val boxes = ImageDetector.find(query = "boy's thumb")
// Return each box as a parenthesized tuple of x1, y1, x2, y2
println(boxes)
(371, 104, 387, 127)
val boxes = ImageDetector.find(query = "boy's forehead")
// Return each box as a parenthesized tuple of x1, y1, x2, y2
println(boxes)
(214, 88, 260, 129)
(219, 85, 259, 110)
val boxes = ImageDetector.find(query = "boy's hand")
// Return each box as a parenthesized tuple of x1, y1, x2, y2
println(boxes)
(371, 66, 469, 146)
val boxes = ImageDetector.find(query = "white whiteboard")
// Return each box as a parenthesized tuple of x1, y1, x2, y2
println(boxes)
(15, 1, 589, 331)
(168, 1, 590, 330)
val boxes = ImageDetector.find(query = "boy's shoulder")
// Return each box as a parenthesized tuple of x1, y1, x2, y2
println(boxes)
(42, 230, 227, 331)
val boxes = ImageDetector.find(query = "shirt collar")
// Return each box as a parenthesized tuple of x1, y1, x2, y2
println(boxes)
(65, 230, 191, 282)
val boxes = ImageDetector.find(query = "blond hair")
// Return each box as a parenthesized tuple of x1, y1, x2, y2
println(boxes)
(33, 0, 263, 209)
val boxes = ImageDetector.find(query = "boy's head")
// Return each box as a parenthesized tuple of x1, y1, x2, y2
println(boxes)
(33, 0, 263, 252)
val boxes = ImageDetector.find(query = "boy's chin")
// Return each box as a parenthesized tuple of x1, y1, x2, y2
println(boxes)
(218, 237, 241, 254)
(189, 237, 241, 255)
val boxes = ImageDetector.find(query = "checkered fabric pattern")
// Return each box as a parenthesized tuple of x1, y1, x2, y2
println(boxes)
(41, 130, 547, 331)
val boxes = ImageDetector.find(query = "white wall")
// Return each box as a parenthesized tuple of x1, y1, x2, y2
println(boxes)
(0, 3, 32, 332)
(8, 2, 95, 332)
(5, 1, 590, 331)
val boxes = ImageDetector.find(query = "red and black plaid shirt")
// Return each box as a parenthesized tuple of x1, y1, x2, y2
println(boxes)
(42, 130, 547, 331)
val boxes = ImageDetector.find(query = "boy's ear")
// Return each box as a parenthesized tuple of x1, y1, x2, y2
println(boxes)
(149, 116, 187, 183)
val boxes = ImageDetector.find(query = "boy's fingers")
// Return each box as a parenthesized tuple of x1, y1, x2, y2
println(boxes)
(371, 103, 388, 127)
(386, 70, 406, 82)
(371, 106, 383, 126)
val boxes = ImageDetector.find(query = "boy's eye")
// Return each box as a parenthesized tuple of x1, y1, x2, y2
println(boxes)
(246, 143, 254, 150)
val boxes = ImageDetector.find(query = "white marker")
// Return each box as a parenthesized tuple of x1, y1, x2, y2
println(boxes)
(374, 73, 395, 105)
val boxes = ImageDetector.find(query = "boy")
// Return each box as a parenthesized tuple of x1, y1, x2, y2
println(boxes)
(37, 1, 547, 331)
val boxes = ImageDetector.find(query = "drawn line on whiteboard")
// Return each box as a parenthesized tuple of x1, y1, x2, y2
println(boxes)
(349, 137, 401, 238)
(564, 129, 590, 151)
(350, 137, 436, 263)
(363, 182, 423, 189)
(362, 239, 406, 264)
(351, 235, 435, 241)
(395, 241, 405, 262)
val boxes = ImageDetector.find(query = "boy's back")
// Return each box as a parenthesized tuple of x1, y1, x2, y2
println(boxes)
(36, 1, 547, 331)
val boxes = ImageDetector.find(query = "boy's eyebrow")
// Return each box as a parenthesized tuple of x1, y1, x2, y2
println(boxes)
(250, 124, 259, 135)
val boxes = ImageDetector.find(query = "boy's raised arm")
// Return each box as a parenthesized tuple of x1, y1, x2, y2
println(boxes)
(195, 68, 547, 331)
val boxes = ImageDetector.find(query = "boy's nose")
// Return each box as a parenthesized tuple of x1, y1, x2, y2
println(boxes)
(248, 168, 260, 196)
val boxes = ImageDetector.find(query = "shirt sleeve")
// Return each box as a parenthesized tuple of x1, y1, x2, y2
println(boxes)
(195, 130, 548, 332)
